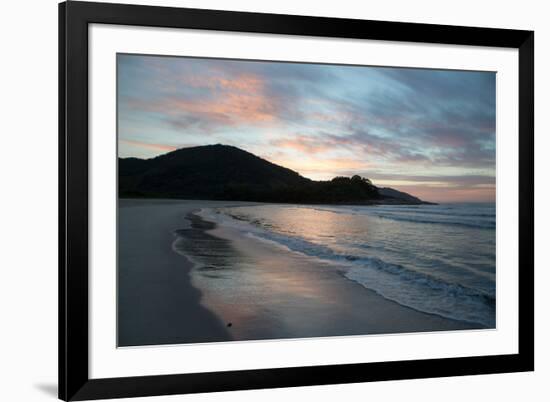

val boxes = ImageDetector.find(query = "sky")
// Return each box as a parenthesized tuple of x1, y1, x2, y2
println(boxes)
(118, 54, 496, 203)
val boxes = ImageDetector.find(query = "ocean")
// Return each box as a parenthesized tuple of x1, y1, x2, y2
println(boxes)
(197, 203, 496, 328)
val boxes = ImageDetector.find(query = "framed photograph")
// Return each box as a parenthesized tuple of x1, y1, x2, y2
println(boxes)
(59, 1, 534, 400)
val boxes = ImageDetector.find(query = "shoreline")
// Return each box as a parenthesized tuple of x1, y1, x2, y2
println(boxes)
(118, 199, 238, 346)
(193, 211, 482, 341)
(118, 198, 484, 347)
(181, 205, 484, 340)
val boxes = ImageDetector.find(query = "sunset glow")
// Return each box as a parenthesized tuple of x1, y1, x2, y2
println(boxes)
(118, 54, 496, 203)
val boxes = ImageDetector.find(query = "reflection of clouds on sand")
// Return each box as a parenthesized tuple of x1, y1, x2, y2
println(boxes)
(174, 210, 478, 342)
(176, 212, 345, 337)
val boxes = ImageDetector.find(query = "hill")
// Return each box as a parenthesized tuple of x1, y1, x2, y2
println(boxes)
(119, 144, 432, 204)
(378, 187, 425, 204)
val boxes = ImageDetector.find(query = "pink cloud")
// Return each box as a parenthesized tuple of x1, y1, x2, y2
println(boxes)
(185, 73, 264, 92)
(119, 139, 178, 152)
(268, 155, 372, 180)
(127, 73, 279, 128)
(271, 136, 333, 154)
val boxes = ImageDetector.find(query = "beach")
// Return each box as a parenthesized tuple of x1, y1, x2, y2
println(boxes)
(118, 199, 483, 347)
(118, 199, 234, 346)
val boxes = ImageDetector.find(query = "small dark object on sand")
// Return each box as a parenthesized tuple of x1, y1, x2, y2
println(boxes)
(227, 322, 232, 327)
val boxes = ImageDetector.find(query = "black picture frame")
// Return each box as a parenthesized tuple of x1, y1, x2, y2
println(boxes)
(59, 1, 534, 400)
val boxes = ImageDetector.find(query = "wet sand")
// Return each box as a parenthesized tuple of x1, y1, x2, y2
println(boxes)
(118, 199, 235, 346)
(118, 199, 481, 347)
(182, 211, 480, 341)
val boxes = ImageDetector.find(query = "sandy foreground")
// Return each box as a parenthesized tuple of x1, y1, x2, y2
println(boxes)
(118, 199, 480, 347)
(118, 199, 234, 346)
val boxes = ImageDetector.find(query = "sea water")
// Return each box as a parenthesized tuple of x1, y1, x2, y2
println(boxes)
(199, 203, 496, 327)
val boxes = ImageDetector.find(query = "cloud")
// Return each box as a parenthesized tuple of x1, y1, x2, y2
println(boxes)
(117, 54, 496, 201)
(268, 155, 372, 179)
(270, 134, 345, 155)
(365, 173, 496, 203)
(123, 72, 280, 131)
(119, 139, 179, 152)
(119, 56, 340, 134)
